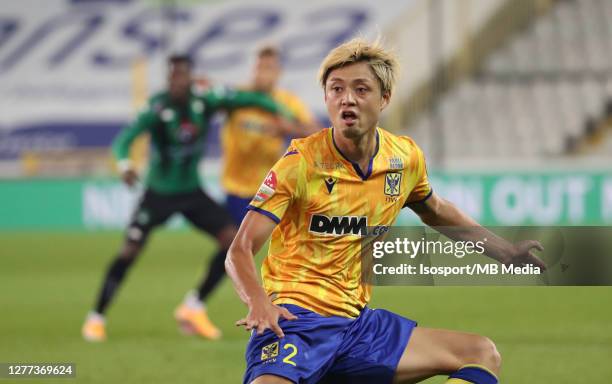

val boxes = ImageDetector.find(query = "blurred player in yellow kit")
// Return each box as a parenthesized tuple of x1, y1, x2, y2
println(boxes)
(225, 38, 546, 384)
(221, 45, 321, 225)
(81, 55, 291, 343)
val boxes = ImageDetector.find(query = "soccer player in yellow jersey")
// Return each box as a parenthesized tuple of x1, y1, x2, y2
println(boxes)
(226, 38, 546, 384)
(221, 46, 321, 225)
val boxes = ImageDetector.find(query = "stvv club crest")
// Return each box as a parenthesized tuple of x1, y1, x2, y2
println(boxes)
(384, 172, 402, 196)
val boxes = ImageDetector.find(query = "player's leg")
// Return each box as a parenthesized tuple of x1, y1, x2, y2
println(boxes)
(91, 239, 143, 316)
(194, 223, 236, 301)
(82, 190, 170, 341)
(393, 327, 501, 384)
(321, 308, 499, 384)
(176, 189, 237, 339)
(243, 304, 347, 384)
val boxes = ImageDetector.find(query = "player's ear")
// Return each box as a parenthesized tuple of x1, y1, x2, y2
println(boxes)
(380, 90, 391, 111)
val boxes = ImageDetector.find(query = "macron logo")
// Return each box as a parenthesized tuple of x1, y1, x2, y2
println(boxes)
(309, 214, 368, 236)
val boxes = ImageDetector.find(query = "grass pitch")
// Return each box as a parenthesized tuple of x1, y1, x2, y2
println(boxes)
(1, 231, 611, 383)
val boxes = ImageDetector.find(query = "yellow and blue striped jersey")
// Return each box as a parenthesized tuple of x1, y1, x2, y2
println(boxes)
(221, 88, 315, 198)
(248, 127, 432, 318)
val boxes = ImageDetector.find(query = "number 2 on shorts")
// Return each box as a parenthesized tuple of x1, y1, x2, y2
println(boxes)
(283, 343, 298, 366)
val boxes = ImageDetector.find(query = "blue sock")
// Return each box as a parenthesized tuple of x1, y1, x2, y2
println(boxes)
(446, 365, 498, 384)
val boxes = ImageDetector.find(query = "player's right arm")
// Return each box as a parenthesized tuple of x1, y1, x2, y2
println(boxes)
(111, 104, 156, 186)
(225, 211, 297, 338)
(226, 145, 303, 338)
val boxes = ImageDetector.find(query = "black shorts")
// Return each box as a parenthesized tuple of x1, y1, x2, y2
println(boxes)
(125, 188, 233, 244)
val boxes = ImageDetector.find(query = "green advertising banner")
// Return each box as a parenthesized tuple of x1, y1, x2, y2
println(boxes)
(1, 171, 611, 230)
(0, 179, 84, 229)
(410, 172, 612, 226)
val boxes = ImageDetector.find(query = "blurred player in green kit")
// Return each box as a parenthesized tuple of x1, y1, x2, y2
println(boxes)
(82, 55, 291, 342)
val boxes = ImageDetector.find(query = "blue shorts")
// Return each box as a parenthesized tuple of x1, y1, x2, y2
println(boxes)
(225, 194, 253, 225)
(243, 304, 417, 384)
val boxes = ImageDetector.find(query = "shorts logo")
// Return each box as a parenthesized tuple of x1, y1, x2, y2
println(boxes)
(261, 342, 279, 361)
(309, 214, 367, 236)
(127, 227, 143, 241)
(254, 170, 278, 202)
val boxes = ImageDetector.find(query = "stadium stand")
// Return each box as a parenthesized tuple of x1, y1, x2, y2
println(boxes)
(400, 0, 612, 166)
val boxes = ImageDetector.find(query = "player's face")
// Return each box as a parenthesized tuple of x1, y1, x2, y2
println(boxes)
(324, 62, 390, 139)
(253, 55, 281, 92)
(168, 62, 192, 101)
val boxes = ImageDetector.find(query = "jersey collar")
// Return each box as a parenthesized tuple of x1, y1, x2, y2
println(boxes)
(329, 127, 380, 181)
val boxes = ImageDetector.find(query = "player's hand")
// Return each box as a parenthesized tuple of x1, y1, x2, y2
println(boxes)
(505, 240, 546, 270)
(235, 298, 298, 338)
(121, 169, 139, 187)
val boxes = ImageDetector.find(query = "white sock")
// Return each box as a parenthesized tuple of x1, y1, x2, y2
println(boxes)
(87, 311, 105, 323)
(184, 291, 205, 310)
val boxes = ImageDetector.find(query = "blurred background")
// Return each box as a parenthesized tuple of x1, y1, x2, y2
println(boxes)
(1, 0, 611, 228)
(1, 0, 611, 383)
(0, 0, 612, 229)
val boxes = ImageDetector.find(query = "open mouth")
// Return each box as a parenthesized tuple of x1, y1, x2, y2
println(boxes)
(341, 110, 358, 125)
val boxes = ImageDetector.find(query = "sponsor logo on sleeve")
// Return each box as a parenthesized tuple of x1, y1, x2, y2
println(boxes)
(254, 170, 278, 202)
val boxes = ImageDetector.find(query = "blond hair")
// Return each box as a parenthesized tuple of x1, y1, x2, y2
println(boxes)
(318, 37, 399, 95)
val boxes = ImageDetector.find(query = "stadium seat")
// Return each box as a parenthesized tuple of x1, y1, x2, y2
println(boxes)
(407, 0, 611, 162)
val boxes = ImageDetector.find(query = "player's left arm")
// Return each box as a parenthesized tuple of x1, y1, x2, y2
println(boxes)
(403, 139, 545, 268)
(407, 192, 546, 269)
(226, 211, 297, 338)
(202, 86, 294, 120)
(226, 146, 303, 337)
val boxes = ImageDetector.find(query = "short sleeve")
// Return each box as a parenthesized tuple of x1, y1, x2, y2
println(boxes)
(404, 140, 433, 205)
(247, 143, 303, 223)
